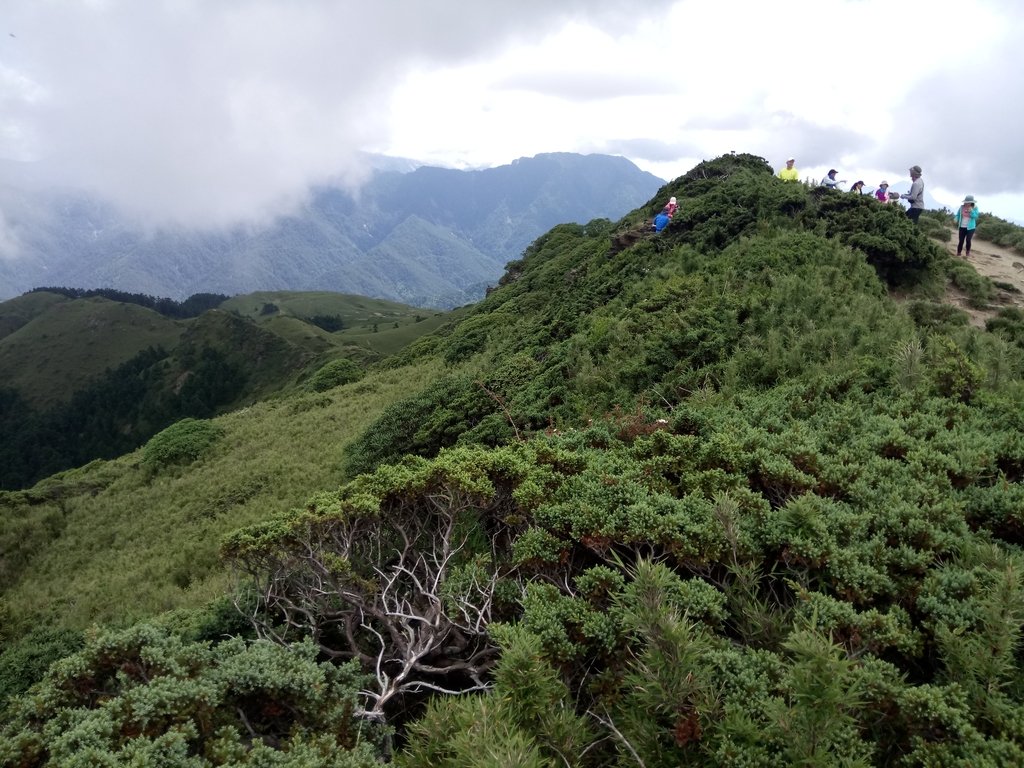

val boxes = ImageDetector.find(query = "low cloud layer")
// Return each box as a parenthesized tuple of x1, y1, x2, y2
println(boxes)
(1, 0, 673, 229)
(2, 0, 1024, 233)
(882, 57, 1024, 198)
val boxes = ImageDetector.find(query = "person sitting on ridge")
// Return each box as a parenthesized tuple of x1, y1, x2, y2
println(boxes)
(778, 157, 799, 181)
(652, 210, 671, 232)
(662, 196, 678, 217)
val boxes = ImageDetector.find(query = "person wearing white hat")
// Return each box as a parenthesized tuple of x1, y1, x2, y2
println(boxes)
(778, 157, 799, 182)
(955, 195, 979, 257)
(874, 181, 891, 204)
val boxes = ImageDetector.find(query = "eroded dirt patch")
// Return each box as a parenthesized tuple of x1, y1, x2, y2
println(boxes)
(941, 232, 1024, 327)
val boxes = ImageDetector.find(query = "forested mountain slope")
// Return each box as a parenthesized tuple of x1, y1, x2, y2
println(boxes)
(3, 154, 1024, 766)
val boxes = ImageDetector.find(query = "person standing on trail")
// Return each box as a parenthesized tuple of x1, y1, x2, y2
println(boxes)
(955, 194, 979, 257)
(901, 165, 925, 224)
(778, 157, 799, 181)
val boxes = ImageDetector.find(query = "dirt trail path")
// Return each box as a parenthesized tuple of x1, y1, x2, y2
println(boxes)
(939, 230, 1024, 326)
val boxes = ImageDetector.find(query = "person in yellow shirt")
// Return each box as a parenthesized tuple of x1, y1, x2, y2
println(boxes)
(778, 157, 799, 181)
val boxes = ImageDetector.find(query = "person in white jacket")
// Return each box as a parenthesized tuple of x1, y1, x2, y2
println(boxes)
(820, 169, 845, 189)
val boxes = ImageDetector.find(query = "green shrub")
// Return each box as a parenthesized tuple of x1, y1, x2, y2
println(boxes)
(141, 417, 224, 469)
(342, 374, 498, 476)
(907, 300, 970, 331)
(811, 189, 938, 286)
(0, 626, 84, 712)
(307, 358, 363, 392)
(947, 258, 995, 308)
(0, 625, 384, 766)
(397, 626, 594, 768)
(307, 313, 345, 332)
(927, 336, 984, 402)
(919, 210, 953, 242)
(976, 213, 1024, 255)
(987, 307, 1024, 350)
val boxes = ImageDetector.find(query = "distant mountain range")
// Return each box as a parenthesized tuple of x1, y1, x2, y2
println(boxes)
(0, 153, 664, 308)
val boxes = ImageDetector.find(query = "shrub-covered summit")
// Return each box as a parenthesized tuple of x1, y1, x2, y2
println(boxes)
(344, 153, 948, 473)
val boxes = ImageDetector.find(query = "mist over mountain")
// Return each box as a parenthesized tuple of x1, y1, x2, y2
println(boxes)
(0, 153, 663, 308)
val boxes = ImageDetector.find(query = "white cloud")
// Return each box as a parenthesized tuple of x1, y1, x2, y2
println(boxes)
(2, 0, 1024, 228)
(2, 0, 674, 228)
(0, 208, 21, 261)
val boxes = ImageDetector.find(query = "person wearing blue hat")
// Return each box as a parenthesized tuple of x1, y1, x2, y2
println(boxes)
(820, 169, 845, 189)
(955, 194, 979, 257)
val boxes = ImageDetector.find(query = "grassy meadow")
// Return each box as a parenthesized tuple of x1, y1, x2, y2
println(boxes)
(0, 296, 185, 407)
(221, 290, 469, 359)
(0, 290, 70, 338)
(1, 356, 451, 633)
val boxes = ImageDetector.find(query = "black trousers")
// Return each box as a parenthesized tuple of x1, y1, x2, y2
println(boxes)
(957, 227, 975, 255)
(906, 207, 923, 224)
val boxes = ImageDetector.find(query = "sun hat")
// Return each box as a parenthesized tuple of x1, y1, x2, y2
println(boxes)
(909, 165, 922, 175)
(879, 180, 889, 186)
(787, 157, 795, 162)
(962, 194, 976, 204)
(669, 197, 676, 204)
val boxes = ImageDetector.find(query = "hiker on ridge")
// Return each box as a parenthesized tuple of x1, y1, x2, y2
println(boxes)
(955, 194, 979, 257)
(849, 180, 866, 194)
(901, 165, 925, 224)
(662, 197, 678, 217)
(875, 180, 891, 203)
(652, 210, 671, 232)
(820, 169, 845, 189)
(778, 157, 799, 181)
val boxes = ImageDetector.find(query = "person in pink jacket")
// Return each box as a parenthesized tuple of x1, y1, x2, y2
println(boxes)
(874, 181, 891, 203)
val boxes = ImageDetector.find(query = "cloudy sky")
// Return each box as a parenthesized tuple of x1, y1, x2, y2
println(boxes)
(2, 0, 1024, 235)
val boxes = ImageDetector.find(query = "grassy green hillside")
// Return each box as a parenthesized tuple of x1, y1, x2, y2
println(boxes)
(0, 290, 452, 490)
(0, 295, 185, 408)
(219, 289, 463, 359)
(0, 290, 451, 407)
(220, 290, 434, 328)
(4, 154, 1024, 766)
(0, 357, 452, 632)
(0, 290, 70, 341)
